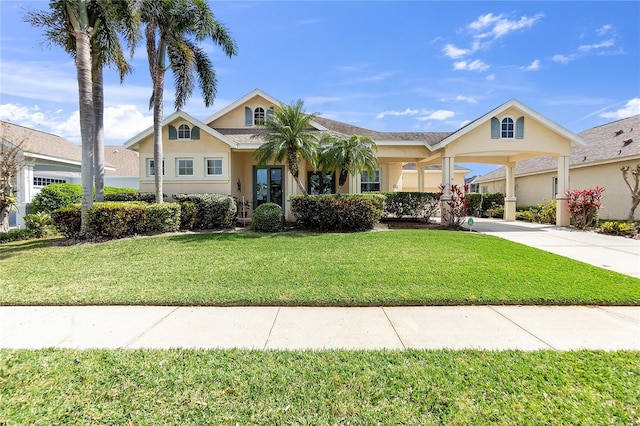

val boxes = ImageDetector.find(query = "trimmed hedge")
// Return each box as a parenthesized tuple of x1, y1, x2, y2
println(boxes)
(31, 183, 142, 214)
(252, 203, 285, 232)
(104, 192, 156, 203)
(382, 192, 439, 221)
(291, 194, 385, 232)
(466, 193, 505, 217)
(51, 205, 82, 239)
(51, 202, 181, 240)
(173, 193, 236, 230)
(31, 184, 81, 214)
(0, 228, 34, 244)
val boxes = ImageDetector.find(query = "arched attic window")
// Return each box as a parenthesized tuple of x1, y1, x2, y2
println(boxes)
(178, 124, 191, 139)
(245, 106, 275, 126)
(254, 107, 265, 125)
(491, 116, 525, 139)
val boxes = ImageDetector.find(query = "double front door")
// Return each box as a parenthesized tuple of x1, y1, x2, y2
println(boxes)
(254, 166, 284, 209)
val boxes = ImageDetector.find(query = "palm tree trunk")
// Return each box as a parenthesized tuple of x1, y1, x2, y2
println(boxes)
(75, 28, 94, 235)
(152, 72, 164, 204)
(92, 52, 105, 202)
(337, 170, 348, 194)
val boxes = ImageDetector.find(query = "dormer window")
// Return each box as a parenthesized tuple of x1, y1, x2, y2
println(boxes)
(501, 117, 514, 138)
(178, 124, 191, 139)
(491, 116, 524, 139)
(245, 106, 275, 126)
(254, 107, 265, 125)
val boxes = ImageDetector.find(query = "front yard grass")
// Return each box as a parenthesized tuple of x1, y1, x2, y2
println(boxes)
(1, 230, 638, 305)
(1, 349, 638, 424)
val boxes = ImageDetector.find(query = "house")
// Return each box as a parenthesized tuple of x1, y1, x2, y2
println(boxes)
(474, 114, 640, 220)
(124, 89, 587, 226)
(0, 120, 139, 228)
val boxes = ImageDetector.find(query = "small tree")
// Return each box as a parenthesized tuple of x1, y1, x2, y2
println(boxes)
(318, 134, 378, 194)
(0, 123, 25, 232)
(621, 164, 640, 224)
(438, 184, 469, 229)
(566, 187, 605, 229)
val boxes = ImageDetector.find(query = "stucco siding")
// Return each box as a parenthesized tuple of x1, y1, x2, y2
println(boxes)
(209, 95, 276, 128)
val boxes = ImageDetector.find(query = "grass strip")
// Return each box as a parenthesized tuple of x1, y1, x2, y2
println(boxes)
(1, 230, 638, 305)
(1, 349, 638, 425)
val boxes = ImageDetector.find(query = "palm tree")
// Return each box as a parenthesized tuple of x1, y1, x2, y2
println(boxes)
(141, 0, 237, 203)
(25, 0, 94, 234)
(253, 100, 320, 196)
(319, 134, 378, 194)
(25, 0, 139, 231)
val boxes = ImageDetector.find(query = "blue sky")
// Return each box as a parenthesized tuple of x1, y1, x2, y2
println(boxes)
(1, 1, 639, 177)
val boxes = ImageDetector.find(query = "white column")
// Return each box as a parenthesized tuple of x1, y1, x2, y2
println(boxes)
(555, 156, 570, 226)
(417, 162, 425, 192)
(440, 157, 455, 225)
(504, 163, 516, 221)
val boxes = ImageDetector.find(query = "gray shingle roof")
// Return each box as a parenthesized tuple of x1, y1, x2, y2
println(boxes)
(475, 114, 640, 182)
(313, 116, 452, 146)
(1, 120, 82, 163)
(1, 121, 139, 176)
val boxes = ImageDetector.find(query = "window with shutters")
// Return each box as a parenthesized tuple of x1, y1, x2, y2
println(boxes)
(492, 116, 524, 139)
(178, 124, 191, 139)
(246, 106, 275, 126)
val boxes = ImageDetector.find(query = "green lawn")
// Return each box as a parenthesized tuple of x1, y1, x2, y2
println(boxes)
(1, 230, 638, 305)
(1, 349, 638, 425)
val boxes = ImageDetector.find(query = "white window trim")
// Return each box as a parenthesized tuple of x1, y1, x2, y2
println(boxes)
(177, 123, 191, 140)
(361, 169, 381, 192)
(254, 106, 266, 126)
(500, 115, 515, 139)
(205, 158, 224, 177)
(147, 158, 165, 177)
(176, 158, 194, 177)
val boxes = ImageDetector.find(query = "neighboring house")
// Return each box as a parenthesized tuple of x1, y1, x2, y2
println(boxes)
(475, 114, 640, 220)
(124, 89, 586, 225)
(0, 120, 139, 228)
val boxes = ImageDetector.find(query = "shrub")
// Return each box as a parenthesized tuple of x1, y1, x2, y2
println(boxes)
(51, 205, 82, 239)
(291, 194, 385, 232)
(251, 203, 285, 232)
(0, 228, 34, 244)
(23, 212, 56, 238)
(382, 192, 439, 222)
(179, 201, 199, 230)
(516, 200, 556, 224)
(145, 203, 181, 233)
(598, 221, 637, 236)
(466, 193, 505, 217)
(104, 192, 156, 203)
(567, 187, 605, 229)
(173, 194, 236, 230)
(87, 202, 147, 239)
(31, 183, 82, 214)
(438, 184, 468, 229)
(104, 186, 138, 195)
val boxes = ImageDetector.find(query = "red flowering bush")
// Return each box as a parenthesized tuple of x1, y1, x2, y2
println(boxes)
(566, 187, 604, 229)
(438, 184, 469, 229)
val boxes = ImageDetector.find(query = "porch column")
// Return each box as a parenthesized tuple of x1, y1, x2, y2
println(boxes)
(417, 162, 425, 192)
(504, 162, 516, 221)
(349, 173, 361, 194)
(555, 156, 570, 226)
(440, 156, 455, 226)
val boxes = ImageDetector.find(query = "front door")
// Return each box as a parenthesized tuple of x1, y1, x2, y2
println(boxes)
(254, 166, 284, 209)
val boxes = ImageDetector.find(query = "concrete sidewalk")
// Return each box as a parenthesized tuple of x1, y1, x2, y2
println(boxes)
(1, 305, 638, 351)
(467, 218, 640, 278)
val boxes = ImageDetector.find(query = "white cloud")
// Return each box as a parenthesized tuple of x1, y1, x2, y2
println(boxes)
(0, 103, 152, 144)
(453, 59, 490, 72)
(596, 24, 612, 36)
(486, 73, 496, 81)
(552, 54, 574, 64)
(599, 98, 640, 120)
(578, 39, 615, 52)
(376, 108, 421, 119)
(442, 43, 472, 59)
(417, 110, 455, 121)
(524, 59, 541, 71)
(468, 13, 544, 40)
(454, 95, 478, 104)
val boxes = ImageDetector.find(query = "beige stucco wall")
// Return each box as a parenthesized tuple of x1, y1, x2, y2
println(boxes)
(210, 95, 276, 128)
(136, 118, 232, 197)
(402, 170, 468, 192)
(444, 108, 573, 160)
(477, 159, 640, 220)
